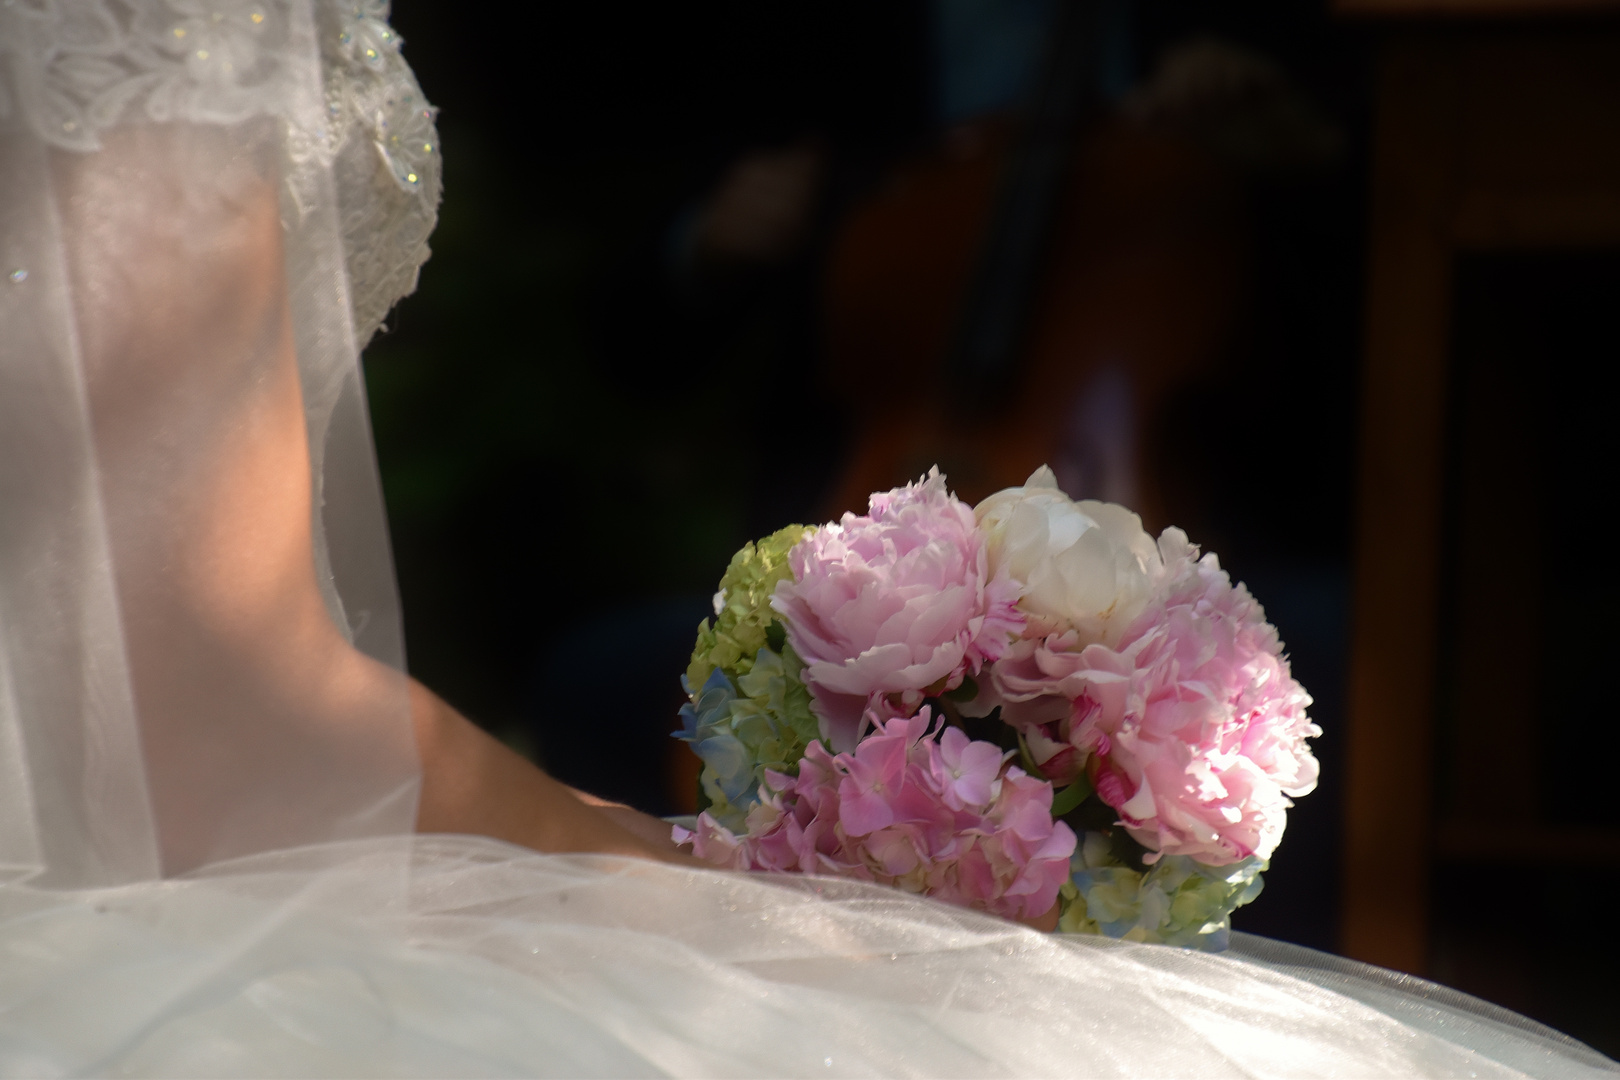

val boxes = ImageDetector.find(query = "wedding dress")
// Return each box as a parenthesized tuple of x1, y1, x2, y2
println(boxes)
(0, 3, 1613, 1076)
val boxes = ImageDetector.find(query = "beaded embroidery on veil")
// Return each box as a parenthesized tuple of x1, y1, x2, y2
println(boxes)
(0, 0, 440, 345)
(0, 3, 1617, 1076)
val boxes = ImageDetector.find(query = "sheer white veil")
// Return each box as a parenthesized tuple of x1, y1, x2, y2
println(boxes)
(0, 0, 440, 884)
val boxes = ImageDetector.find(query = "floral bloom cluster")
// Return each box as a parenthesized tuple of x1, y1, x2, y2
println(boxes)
(683, 710, 1075, 921)
(674, 467, 1319, 946)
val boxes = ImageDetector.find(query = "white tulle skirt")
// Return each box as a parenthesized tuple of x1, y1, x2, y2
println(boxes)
(0, 836, 1611, 1078)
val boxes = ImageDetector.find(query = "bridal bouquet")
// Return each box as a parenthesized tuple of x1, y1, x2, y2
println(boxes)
(673, 467, 1319, 950)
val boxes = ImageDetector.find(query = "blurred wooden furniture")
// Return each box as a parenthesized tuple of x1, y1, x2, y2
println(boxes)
(821, 115, 1245, 520)
(1340, 8, 1620, 974)
(1341, 0, 1620, 14)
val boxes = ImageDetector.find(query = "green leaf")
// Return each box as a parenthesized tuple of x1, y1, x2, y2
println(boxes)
(765, 619, 786, 655)
(1050, 776, 1094, 817)
(943, 675, 979, 703)
(1016, 731, 1042, 776)
(1060, 793, 1121, 834)
(1109, 826, 1151, 873)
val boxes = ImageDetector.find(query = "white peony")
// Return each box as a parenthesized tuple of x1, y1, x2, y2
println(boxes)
(974, 466, 1162, 646)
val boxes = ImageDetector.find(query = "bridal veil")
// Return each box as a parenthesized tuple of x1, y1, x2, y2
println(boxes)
(0, 2, 1615, 1076)
(0, 0, 438, 883)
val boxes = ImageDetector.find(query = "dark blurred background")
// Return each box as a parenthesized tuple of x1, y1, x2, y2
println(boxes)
(362, 0, 1617, 1054)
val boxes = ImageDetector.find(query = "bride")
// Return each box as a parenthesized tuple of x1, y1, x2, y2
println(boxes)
(0, 2, 1612, 1075)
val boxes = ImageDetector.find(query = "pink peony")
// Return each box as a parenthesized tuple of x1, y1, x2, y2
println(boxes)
(988, 529, 1319, 865)
(772, 469, 1023, 753)
(675, 709, 1076, 921)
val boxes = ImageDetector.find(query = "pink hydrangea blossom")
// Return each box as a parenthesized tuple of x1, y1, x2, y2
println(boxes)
(675, 709, 1076, 921)
(772, 469, 1024, 752)
(988, 529, 1319, 865)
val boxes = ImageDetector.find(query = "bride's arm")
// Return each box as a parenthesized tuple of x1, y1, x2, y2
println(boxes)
(59, 123, 688, 870)
(410, 679, 691, 863)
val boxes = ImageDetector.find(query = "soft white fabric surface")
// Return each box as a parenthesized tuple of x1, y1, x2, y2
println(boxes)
(2, 835, 1613, 1078)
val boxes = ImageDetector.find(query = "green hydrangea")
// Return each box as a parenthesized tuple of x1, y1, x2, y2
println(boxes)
(686, 523, 812, 691)
(679, 524, 820, 831)
(732, 645, 819, 772)
(684, 645, 822, 832)
(1057, 831, 1266, 951)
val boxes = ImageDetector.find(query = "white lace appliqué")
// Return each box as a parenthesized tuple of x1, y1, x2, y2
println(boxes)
(0, 0, 442, 344)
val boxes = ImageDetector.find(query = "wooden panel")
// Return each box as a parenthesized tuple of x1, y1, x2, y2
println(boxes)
(1454, 35, 1620, 193)
(1337, 0, 1620, 17)
(1451, 31, 1620, 245)
(1436, 824, 1620, 864)
(1341, 37, 1458, 976)
(1452, 190, 1620, 246)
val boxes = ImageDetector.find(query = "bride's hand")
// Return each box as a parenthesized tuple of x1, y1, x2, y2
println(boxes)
(566, 788, 689, 856)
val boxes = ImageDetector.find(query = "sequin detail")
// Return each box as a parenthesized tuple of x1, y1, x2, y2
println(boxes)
(0, 0, 442, 344)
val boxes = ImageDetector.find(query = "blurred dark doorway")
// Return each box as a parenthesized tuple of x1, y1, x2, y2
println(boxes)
(1429, 251, 1620, 1055)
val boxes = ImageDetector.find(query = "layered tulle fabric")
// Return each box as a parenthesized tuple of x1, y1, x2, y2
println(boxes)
(1, 835, 1612, 1078)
